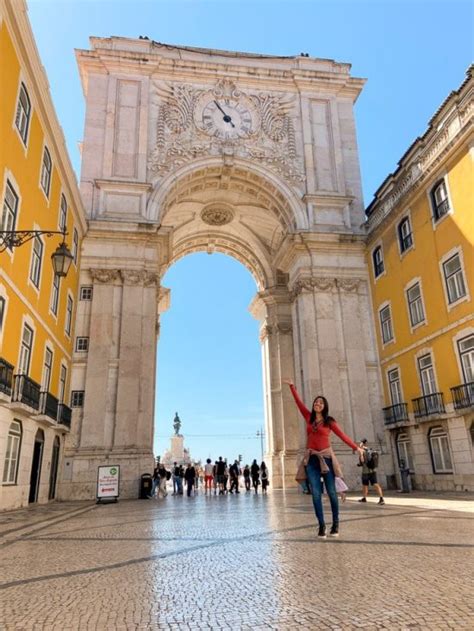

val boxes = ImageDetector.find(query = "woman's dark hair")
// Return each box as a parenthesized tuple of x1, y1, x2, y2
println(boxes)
(309, 395, 333, 426)
(206, 458, 211, 464)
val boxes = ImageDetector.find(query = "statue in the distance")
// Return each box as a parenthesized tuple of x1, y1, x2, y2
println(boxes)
(173, 412, 181, 436)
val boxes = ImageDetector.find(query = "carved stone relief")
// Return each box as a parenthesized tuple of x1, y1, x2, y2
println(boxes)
(89, 268, 121, 284)
(148, 79, 304, 185)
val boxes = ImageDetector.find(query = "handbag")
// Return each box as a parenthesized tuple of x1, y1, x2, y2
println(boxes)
(295, 460, 307, 483)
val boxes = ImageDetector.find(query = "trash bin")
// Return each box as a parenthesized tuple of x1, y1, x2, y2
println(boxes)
(139, 473, 153, 499)
(399, 460, 410, 493)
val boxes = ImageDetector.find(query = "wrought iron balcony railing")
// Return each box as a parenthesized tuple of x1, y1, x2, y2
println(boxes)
(0, 358, 14, 396)
(450, 382, 474, 410)
(12, 374, 41, 410)
(383, 403, 409, 425)
(39, 391, 59, 421)
(412, 392, 445, 418)
(57, 403, 72, 428)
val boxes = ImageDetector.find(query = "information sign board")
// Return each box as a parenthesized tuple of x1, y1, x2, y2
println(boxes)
(97, 465, 120, 502)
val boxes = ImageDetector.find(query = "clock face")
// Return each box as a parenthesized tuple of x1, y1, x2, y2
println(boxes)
(200, 98, 256, 140)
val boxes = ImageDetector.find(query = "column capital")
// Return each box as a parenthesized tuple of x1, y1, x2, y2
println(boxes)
(336, 277, 363, 293)
(289, 276, 336, 300)
(89, 268, 121, 284)
(120, 269, 160, 286)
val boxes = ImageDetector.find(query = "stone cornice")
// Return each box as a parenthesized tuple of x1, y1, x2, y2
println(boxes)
(366, 67, 473, 234)
(289, 276, 364, 300)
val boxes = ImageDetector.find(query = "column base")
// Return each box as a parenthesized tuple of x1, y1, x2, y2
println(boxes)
(57, 448, 155, 501)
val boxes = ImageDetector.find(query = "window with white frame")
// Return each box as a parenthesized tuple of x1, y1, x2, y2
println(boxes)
(51, 274, 60, 316)
(372, 246, 384, 277)
(40, 147, 52, 197)
(18, 324, 34, 375)
(15, 83, 31, 144)
(1, 180, 19, 238)
(379, 305, 394, 343)
(65, 295, 73, 336)
(458, 335, 474, 383)
(396, 432, 413, 470)
(75, 337, 89, 352)
(429, 427, 453, 473)
(72, 228, 79, 264)
(0, 296, 5, 334)
(2, 420, 22, 484)
(398, 217, 413, 253)
(58, 365, 67, 404)
(71, 391, 85, 408)
(29, 235, 44, 288)
(418, 354, 436, 396)
(443, 253, 466, 304)
(42, 347, 53, 392)
(388, 368, 402, 405)
(79, 286, 92, 301)
(430, 179, 450, 221)
(59, 195, 67, 232)
(407, 282, 425, 327)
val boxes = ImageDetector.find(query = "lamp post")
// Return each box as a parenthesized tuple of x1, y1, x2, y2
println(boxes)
(256, 427, 264, 462)
(0, 229, 74, 277)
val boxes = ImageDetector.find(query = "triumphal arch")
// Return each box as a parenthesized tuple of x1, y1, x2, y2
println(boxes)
(60, 38, 383, 499)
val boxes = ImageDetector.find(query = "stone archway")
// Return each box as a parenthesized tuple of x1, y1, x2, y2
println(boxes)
(60, 38, 384, 500)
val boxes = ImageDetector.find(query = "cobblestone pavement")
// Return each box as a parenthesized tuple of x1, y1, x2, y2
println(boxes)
(0, 490, 473, 630)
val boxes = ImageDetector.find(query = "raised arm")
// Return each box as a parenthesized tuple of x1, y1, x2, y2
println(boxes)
(282, 379, 311, 422)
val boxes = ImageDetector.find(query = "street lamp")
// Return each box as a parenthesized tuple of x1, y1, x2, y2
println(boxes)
(0, 229, 74, 277)
(256, 427, 265, 462)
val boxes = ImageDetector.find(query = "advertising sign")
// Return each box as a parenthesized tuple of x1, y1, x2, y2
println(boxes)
(97, 465, 120, 502)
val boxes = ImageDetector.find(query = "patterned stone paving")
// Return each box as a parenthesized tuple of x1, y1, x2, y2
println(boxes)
(0, 490, 473, 630)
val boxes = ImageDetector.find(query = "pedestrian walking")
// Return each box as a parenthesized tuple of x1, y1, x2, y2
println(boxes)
(250, 459, 260, 493)
(229, 460, 240, 494)
(243, 464, 251, 491)
(176, 465, 184, 495)
(184, 463, 196, 497)
(216, 457, 226, 495)
(260, 462, 269, 494)
(204, 458, 214, 493)
(283, 378, 364, 538)
(157, 464, 168, 498)
(149, 463, 160, 498)
(172, 462, 179, 495)
(358, 439, 385, 505)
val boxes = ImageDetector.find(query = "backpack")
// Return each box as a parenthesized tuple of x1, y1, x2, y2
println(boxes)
(166, 470, 171, 480)
(366, 449, 379, 470)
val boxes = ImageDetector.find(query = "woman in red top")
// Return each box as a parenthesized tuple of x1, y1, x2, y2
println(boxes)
(283, 379, 363, 538)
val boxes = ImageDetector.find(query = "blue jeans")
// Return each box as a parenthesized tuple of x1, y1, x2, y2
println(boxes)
(306, 455, 339, 527)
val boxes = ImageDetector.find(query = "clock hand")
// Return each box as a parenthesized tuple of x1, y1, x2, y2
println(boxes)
(213, 100, 235, 128)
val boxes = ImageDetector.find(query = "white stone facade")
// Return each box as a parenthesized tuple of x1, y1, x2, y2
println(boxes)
(60, 38, 385, 499)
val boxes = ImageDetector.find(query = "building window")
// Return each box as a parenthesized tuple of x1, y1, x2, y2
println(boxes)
(71, 391, 85, 408)
(388, 368, 402, 405)
(372, 246, 384, 277)
(42, 347, 53, 392)
(379, 305, 394, 344)
(430, 180, 450, 221)
(0, 296, 5, 334)
(59, 195, 67, 232)
(443, 253, 466, 304)
(418, 354, 436, 396)
(2, 421, 22, 484)
(1, 181, 19, 240)
(429, 427, 453, 473)
(40, 147, 52, 197)
(407, 282, 425, 327)
(80, 286, 93, 301)
(65, 295, 73, 336)
(75, 337, 89, 352)
(458, 335, 474, 383)
(51, 274, 60, 316)
(15, 83, 31, 144)
(398, 217, 413, 253)
(72, 228, 79, 264)
(29, 235, 44, 289)
(58, 365, 67, 404)
(18, 324, 34, 375)
(396, 432, 413, 470)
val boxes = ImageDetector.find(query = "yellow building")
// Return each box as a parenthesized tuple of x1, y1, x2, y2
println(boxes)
(366, 66, 473, 492)
(0, 0, 87, 510)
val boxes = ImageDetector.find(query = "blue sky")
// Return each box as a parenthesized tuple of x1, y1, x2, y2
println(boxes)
(27, 0, 472, 465)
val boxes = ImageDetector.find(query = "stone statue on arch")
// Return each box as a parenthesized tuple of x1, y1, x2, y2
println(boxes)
(173, 412, 182, 436)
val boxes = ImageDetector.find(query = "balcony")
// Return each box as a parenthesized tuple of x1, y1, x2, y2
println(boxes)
(11, 374, 41, 412)
(412, 392, 445, 418)
(451, 382, 474, 410)
(58, 403, 72, 429)
(0, 358, 14, 399)
(33, 391, 59, 425)
(383, 403, 409, 425)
